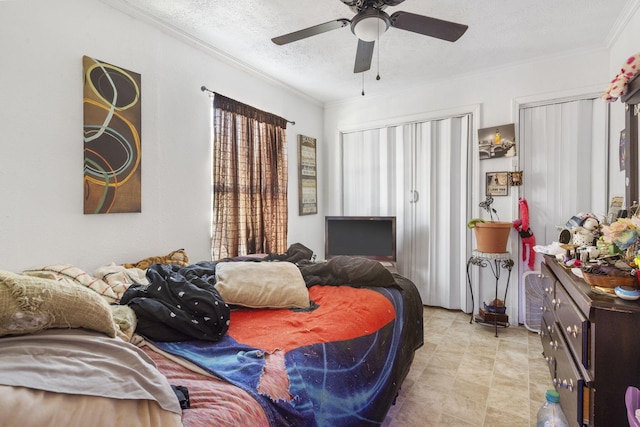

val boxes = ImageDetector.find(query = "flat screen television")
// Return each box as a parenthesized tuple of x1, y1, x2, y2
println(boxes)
(325, 216, 396, 262)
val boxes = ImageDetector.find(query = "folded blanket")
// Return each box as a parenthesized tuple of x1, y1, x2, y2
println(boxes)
(0, 329, 181, 414)
(298, 255, 399, 289)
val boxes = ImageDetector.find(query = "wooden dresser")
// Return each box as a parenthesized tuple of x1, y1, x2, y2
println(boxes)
(541, 256, 640, 426)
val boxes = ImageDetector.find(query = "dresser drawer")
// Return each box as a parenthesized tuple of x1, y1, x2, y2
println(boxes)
(553, 326, 589, 426)
(540, 262, 556, 300)
(540, 312, 556, 378)
(554, 283, 589, 368)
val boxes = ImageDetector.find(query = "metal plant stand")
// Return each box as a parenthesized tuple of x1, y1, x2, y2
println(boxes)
(466, 250, 514, 337)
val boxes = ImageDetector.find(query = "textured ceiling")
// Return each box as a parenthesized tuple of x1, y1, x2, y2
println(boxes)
(103, 0, 633, 104)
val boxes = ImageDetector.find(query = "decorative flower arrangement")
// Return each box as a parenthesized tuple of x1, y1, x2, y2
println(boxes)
(600, 216, 640, 250)
(576, 217, 640, 287)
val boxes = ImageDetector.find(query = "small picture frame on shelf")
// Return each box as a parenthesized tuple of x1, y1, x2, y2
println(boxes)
(486, 171, 509, 196)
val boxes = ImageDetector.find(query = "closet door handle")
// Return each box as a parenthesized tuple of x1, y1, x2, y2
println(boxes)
(409, 190, 420, 203)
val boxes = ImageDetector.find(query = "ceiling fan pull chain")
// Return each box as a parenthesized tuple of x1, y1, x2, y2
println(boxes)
(361, 72, 365, 96)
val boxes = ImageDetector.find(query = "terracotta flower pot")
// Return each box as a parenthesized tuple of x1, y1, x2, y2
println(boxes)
(474, 221, 512, 253)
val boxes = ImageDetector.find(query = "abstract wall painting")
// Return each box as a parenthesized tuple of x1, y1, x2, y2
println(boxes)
(83, 56, 141, 214)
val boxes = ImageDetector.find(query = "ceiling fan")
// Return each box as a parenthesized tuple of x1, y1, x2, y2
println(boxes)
(271, 0, 468, 74)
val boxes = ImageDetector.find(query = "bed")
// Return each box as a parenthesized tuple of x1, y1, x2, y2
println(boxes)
(0, 245, 423, 427)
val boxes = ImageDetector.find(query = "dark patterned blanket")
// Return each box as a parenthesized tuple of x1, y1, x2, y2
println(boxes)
(152, 263, 423, 426)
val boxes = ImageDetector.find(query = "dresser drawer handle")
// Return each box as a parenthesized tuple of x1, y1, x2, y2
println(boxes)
(566, 325, 579, 338)
(560, 378, 575, 392)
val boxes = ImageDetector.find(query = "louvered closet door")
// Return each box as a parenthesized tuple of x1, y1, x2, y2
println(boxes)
(342, 127, 400, 217)
(408, 118, 469, 308)
(517, 97, 608, 324)
(519, 98, 608, 260)
(398, 123, 429, 301)
(341, 115, 470, 309)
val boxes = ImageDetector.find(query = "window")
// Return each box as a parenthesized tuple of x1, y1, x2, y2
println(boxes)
(211, 93, 289, 259)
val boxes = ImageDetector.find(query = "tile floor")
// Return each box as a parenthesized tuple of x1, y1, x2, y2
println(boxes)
(383, 306, 554, 426)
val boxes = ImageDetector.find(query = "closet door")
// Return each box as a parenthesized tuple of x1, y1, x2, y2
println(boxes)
(341, 115, 470, 309)
(398, 123, 429, 301)
(342, 127, 400, 216)
(408, 118, 469, 308)
(518, 97, 608, 324)
(519, 99, 608, 255)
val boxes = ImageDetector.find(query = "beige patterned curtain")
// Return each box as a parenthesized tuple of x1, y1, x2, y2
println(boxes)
(211, 93, 288, 260)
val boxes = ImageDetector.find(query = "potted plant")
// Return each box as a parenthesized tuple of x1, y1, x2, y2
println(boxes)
(467, 195, 512, 253)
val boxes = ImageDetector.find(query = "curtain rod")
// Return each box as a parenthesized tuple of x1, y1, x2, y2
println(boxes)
(200, 86, 295, 125)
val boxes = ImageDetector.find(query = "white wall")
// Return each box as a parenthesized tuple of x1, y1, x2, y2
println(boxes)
(322, 0, 640, 320)
(323, 45, 614, 321)
(324, 48, 614, 264)
(324, 49, 612, 217)
(0, 0, 325, 273)
(2, 0, 639, 289)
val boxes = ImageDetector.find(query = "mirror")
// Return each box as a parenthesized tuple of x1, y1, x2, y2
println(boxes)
(621, 75, 640, 210)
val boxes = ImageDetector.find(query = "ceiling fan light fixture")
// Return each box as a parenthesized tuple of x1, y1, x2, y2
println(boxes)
(351, 9, 390, 42)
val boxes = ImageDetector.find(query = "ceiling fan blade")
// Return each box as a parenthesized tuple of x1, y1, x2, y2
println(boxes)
(390, 11, 468, 42)
(354, 39, 374, 73)
(380, 0, 406, 6)
(272, 19, 350, 45)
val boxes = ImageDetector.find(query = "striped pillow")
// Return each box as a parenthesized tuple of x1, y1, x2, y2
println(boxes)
(23, 264, 117, 303)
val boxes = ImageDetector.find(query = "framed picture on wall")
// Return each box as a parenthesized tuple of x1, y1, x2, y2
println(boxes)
(486, 171, 509, 196)
(83, 55, 142, 214)
(477, 123, 516, 160)
(508, 171, 523, 186)
(298, 135, 317, 215)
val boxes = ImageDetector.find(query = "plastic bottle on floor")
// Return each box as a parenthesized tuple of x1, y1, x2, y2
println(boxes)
(536, 389, 569, 427)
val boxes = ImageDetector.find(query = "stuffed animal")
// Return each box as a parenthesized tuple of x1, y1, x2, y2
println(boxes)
(513, 197, 537, 270)
(571, 215, 599, 247)
(122, 248, 190, 270)
(602, 52, 640, 101)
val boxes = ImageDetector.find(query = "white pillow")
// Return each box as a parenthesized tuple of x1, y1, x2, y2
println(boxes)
(215, 262, 310, 309)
